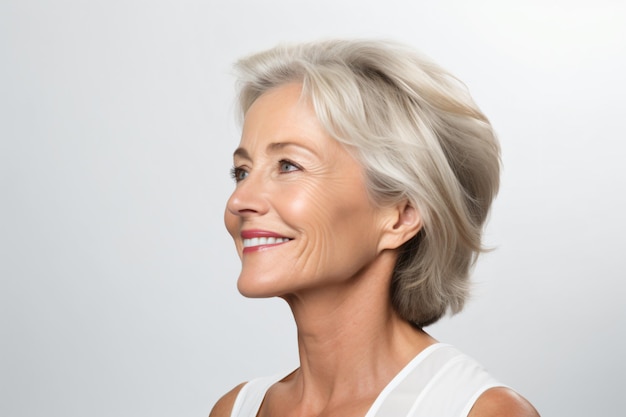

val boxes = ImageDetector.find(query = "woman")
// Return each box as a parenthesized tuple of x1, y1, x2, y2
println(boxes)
(211, 39, 539, 417)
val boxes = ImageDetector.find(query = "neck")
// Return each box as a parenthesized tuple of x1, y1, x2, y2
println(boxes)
(281, 250, 436, 406)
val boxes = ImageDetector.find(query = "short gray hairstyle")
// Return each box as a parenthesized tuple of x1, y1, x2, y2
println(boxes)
(234, 39, 500, 327)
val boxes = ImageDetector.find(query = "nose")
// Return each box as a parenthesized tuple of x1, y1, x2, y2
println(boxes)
(225, 173, 270, 218)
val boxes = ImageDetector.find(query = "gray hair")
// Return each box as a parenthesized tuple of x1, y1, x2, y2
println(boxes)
(234, 39, 500, 327)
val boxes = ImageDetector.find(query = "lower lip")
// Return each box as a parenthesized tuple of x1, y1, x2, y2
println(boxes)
(242, 241, 290, 254)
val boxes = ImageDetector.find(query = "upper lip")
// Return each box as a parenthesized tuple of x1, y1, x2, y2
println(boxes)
(241, 229, 292, 239)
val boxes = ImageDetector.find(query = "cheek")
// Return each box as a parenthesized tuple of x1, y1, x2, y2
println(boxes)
(283, 181, 377, 266)
(276, 183, 336, 264)
(280, 181, 348, 231)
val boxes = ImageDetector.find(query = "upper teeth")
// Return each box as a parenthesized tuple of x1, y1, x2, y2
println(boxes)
(243, 237, 290, 248)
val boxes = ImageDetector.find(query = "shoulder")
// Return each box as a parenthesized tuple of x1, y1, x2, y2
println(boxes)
(209, 382, 247, 417)
(468, 387, 540, 417)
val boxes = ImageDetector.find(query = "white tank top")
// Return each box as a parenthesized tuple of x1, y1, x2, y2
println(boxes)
(230, 343, 504, 417)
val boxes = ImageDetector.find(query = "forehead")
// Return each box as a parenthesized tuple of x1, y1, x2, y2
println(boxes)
(238, 83, 333, 154)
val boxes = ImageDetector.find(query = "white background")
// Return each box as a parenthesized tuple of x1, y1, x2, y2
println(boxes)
(1, 1, 625, 416)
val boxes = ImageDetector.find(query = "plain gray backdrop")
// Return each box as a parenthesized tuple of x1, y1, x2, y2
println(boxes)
(1, 1, 624, 416)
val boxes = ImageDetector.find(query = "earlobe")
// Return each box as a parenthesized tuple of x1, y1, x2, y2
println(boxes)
(379, 201, 422, 251)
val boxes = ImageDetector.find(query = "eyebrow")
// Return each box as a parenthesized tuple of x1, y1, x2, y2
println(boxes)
(233, 147, 250, 160)
(233, 141, 319, 160)
(268, 141, 318, 155)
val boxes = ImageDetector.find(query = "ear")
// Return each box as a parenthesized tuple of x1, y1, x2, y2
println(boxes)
(378, 200, 422, 252)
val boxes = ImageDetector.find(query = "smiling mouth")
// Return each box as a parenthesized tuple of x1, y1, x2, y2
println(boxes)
(242, 237, 292, 249)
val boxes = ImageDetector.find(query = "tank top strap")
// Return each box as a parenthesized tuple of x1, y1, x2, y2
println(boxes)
(366, 344, 504, 417)
(230, 374, 283, 417)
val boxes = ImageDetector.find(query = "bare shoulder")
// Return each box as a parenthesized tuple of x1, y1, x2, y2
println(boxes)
(468, 387, 540, 417)
(209, 382, 246, 417)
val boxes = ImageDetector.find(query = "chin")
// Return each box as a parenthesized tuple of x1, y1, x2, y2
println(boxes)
(236, 273, 284, 299)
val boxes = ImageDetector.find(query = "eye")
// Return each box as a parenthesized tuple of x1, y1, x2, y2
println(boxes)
(230, 166, 248, 182)
(279, 160, 301, 173)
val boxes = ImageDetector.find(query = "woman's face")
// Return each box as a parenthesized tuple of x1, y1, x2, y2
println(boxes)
(224, 83, 392, 298)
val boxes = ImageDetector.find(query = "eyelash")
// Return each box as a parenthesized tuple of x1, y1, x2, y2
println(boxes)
(230, 159, 302, 183)
(230, 166, 247, 182)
